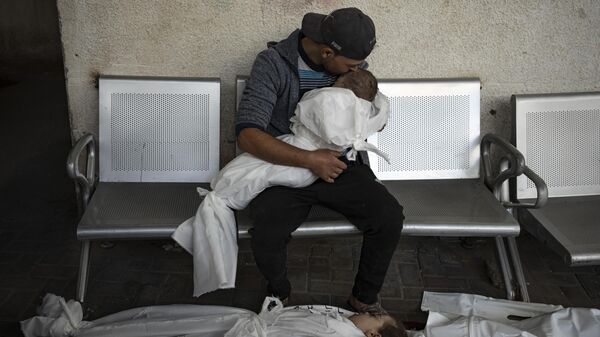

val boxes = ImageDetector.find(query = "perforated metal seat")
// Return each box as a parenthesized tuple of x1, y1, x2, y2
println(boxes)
(386, 179, 519, 236)
(68, 76, 221, 302)
(513, 92, 600, 266)
(78, 182, 206, 240)
(519, 196, 600, 265)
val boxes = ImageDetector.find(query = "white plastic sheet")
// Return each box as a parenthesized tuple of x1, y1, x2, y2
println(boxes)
(411, 292, 600, 337)
(20, 294, 84, 337)
(21, 294, 364, 337)
(21, 294, 264, 337)
(259, 296, 365, 337)
(23, 292, 600, 337)
(172, 87, 390, 296)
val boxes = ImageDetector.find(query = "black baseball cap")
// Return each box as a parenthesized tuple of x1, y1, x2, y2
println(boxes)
(301, 7, 376, 60)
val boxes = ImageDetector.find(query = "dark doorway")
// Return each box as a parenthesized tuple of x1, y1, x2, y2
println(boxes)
(0, 1, 77, 334)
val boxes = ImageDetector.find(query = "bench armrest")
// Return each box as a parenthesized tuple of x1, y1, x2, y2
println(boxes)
(66, 133, 97, 212)
(514, 166, 548, 208)
(481, 133, 548, 209)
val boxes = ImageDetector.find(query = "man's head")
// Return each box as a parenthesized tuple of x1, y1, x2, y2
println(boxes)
(349, 313, 408, 337)
(334, 68, 378, 102)
(301, 8, 376, 75)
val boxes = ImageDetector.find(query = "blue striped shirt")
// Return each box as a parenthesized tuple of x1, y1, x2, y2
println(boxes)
(298, 36, 337, 97)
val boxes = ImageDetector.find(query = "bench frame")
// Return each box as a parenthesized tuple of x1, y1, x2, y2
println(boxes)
(67, 77, 548, 303)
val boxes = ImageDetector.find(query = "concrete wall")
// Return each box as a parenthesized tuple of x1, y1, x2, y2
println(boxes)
(57, 0, 600, 166)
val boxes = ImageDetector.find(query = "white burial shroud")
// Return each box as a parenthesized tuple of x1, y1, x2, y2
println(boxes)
(406, 291, 600, 337)
(21, 292, 600, 336)
(171, 87, 390, 296)
(20, 294, 363, 337)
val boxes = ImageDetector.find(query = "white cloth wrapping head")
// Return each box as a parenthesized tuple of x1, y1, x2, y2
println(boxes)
(291, 87, 390, 163)
(172, 86, 391, 297)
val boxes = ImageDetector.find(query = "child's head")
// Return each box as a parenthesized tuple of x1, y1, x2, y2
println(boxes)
(333, 68, 378, 102)
(349, 313, 408, 337)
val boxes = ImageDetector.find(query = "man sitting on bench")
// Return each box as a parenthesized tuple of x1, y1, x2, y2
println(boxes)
(236, 7, 404, 313)
(173, 69, 390, 297)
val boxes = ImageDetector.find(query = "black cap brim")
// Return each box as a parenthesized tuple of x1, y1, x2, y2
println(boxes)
(301, 12, 326, 43)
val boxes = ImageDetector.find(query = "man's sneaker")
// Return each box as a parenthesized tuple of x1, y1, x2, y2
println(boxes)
(347, 295, 388, 315)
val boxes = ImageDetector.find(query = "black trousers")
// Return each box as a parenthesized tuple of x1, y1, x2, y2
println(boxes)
(248, 161, 404, 304)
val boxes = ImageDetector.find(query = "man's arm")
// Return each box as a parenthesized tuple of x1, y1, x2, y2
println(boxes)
(238, 128, 347, 183)
(236, 49, 347, 182)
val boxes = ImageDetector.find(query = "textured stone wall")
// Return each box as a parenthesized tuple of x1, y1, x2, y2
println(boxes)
(57, 0, 600, 166)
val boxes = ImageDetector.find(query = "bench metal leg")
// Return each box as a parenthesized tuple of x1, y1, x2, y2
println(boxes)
(507, 236, 530, 302)
(495, 235, 530, 302)
(493, 158, 530, 301)
(495, 237, 516, 300)
(76, 240, 91, 303)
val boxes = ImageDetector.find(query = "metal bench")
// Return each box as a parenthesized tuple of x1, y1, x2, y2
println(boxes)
(234, 77, 546, 301)
(68, 76, 546, 303)
(67, 76, 221, 302)
(513, 92, 600, 266)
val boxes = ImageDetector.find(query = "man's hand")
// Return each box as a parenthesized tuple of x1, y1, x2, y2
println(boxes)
(305, 149, 348, 183)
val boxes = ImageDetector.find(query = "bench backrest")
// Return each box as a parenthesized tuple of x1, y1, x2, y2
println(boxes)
(513, 92, 600, 199)
(99, 76, 220, 183)
(367, 79, 481, 180)
(235, 77, 481, 180)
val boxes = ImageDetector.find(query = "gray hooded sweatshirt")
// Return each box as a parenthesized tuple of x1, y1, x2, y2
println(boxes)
(235, 30, 303, 137)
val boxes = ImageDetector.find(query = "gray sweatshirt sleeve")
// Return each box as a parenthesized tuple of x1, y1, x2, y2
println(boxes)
(235, 49, 281, 135)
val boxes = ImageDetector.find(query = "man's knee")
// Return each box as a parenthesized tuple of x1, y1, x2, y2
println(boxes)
(378, 204, 404, 237)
